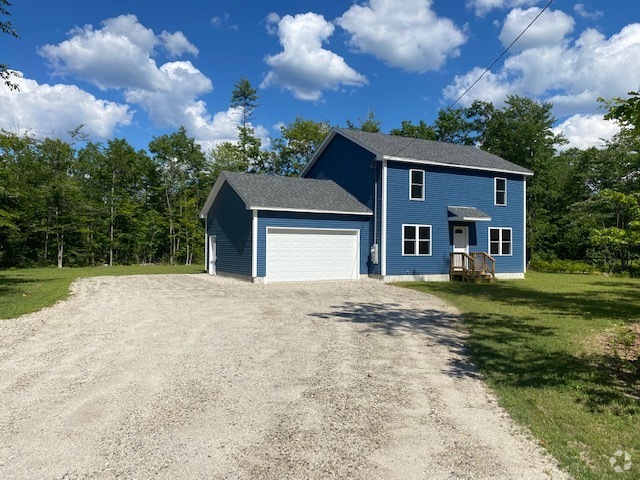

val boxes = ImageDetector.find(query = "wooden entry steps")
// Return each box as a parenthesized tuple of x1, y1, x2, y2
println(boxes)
(450, 252, 496, 283)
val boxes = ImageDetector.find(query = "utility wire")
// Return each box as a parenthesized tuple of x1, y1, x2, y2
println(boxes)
(446, 0, 554, 111)
(391, 0, 554, 157)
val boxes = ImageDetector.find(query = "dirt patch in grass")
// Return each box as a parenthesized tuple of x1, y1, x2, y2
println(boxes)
(586, 322, 640, 398)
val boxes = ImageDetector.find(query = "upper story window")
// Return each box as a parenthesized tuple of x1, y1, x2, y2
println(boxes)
(495, 177, 507, 206)
(410, 169, 425, 201)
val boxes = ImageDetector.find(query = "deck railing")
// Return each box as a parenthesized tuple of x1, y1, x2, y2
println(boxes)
(450, 251, 496, 281)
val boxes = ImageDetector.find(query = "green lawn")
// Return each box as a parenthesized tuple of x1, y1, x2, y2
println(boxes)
(401, 272, 639, 480)
(0, 264, 203, 320)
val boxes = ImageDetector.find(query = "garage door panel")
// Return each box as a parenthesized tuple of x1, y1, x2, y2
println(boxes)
(267, 228, 358, 282)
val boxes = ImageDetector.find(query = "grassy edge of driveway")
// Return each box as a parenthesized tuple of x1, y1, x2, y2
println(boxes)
(400, 272, 639, 480)
(0, 264, 203, 320)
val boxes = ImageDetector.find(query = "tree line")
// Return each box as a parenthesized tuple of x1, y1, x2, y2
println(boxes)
(1, 76, 639, 273)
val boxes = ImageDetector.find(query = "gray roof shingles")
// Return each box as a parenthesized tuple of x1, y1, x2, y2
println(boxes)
(448, 206, 491, 220)
(223, 171, 372, 214)
(334, 128, 533, 175)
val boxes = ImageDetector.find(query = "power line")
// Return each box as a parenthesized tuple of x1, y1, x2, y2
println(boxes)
(446, 0, 554, 110)
(391, 0, 554, 157)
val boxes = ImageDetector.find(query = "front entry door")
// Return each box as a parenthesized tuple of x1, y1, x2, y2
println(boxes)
(208, 236, 216, 275)
(452, 226, 469, 269)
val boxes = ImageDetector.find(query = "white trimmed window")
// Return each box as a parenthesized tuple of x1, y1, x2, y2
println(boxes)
(409, 169, 425, 200)
(495, 177, 507, 206)
(489, 228, 512, 256)
(403, 224, 431, 256)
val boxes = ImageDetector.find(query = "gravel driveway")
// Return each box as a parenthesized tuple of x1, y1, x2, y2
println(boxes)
(0, 274, 567, 479)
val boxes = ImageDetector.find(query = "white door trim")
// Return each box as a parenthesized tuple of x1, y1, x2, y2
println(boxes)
(452, 225, 469, 270)
(207, 235, 217, 275)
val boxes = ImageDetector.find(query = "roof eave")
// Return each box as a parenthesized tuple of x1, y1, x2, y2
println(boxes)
(249, 206, 373, 216)
(383, 154, 534, 176)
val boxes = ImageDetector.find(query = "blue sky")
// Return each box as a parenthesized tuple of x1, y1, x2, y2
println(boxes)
(1, 0, 638, 152)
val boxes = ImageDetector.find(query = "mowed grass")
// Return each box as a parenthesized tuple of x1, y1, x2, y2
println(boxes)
(401, 272, 639, 480)
(0, 264, 203, 320)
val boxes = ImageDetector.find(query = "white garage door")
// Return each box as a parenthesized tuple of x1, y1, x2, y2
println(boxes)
(266, 228, 359, 282)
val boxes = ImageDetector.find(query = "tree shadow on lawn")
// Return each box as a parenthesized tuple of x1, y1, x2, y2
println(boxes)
(424, 280, 640, 323)
(0, 275, 39, 295)
(311, 299, 639, 416)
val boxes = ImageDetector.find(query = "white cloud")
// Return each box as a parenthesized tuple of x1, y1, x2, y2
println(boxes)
(210, 13, 237, 31)
(499, 7, 574, 51)
(467, 0, 539, 17)
(159, 31, 199, 58)
(337, 0, 466, 73)
(124, 61, 213, 126)
(35, 14, 263, 148)
(0, 73, 132, 139)
(574, 4, 603, 20)
(444, 19, 640, 150)
(443, 67, 514, 107)
(265, 12, 280, 35)
(261, 13, 367, 101)
(443, 23, 640, 118)
(553, 114, 619, 150)
(39, 14, 165, 91)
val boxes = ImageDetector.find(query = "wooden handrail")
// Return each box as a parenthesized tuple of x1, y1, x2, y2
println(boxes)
(450, 251, 496, 280)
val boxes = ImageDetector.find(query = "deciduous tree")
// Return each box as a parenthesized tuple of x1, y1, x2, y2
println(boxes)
(271, 117, 331, 176)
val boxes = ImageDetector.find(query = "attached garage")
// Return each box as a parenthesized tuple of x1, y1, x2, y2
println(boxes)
(201, 172, 372, 283)
(266, 228, 359, 282)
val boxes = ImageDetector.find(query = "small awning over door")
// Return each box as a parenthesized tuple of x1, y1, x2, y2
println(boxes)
(447, 206, 491, 222)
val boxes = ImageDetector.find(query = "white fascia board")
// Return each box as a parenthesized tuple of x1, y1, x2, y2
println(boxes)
(383, 155, 534, 177)
(448, 216, 492, 222)
(249, 206, 373, 216)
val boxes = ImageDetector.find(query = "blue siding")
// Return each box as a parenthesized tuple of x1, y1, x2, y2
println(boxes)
(305, 133, 381, 274)
(385, 162, 526, 275)
(207, 182, 252, 276)
(305, 134, 377, 209)
(257, 211, 371, 278)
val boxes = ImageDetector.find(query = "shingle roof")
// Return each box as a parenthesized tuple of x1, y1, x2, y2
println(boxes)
(218, 171, 372, 215)
(448, 206, 492, 221)
(327, 128, 533, 176)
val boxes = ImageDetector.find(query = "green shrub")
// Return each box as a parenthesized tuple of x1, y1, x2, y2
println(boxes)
(529, 257, 596, 274)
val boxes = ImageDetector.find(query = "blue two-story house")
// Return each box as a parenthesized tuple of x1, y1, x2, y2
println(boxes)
(200, 128, 533, 283)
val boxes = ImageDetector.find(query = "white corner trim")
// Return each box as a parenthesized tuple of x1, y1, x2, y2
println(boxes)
(252, 211, 258, 278)
(523, 178, 527, 274)
(381, 159, 388, 277)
